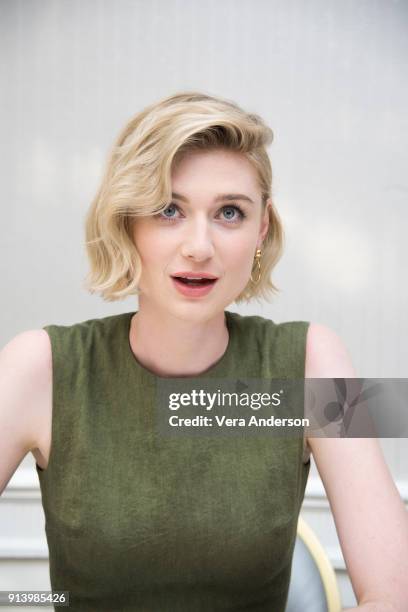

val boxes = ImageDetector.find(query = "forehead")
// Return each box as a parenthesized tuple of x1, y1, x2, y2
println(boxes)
(171, 149, 261, 195)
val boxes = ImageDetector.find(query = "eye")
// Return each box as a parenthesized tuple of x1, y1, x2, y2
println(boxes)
(219, 205, 246, 223)
(156, 202, 246, 223)
(158, 203, 181, 221)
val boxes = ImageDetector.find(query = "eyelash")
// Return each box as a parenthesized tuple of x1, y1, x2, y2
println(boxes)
(157, 203, 247, 223)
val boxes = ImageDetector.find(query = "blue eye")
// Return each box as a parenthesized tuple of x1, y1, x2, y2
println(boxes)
(220, 205, 246, 222)
(160, 203, 179, 219)
(156, 203, 246, 223)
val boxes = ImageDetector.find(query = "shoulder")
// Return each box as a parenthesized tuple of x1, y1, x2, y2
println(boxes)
(305, 323, 356, 377)
(226, 311, 311, 378)
(39, 312, 130, 362)
(226, 310, 309, 338)
(43, 312, 132, 342)
(1, 329, 52, 382)
(304, 325, 357, 464)
(0, 330, 52, 455)
(304, 324, 356, 455)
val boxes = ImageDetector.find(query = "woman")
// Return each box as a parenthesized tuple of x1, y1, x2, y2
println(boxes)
(1, 92, 407, 611)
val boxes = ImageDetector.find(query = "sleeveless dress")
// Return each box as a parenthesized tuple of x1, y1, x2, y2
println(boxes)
(36, 310, 311, 611)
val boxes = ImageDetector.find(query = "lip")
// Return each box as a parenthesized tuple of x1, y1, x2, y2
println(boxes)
(171, 272, 218, 298)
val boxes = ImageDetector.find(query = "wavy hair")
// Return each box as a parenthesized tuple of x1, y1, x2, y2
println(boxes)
(84, 91, 284, 302)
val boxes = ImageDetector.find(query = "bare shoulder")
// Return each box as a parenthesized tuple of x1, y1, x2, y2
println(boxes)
(305, 322, 356, 378)
(304, 323, 356, 455)
(1, 329, 52, 390)
(0, 330, 52, 473)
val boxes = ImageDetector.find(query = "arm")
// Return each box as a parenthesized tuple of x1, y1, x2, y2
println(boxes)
(305, 323, 408, 612)
(0, 330, 51, 495)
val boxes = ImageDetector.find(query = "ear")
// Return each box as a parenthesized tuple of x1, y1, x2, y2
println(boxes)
(257, 198, 272, 248)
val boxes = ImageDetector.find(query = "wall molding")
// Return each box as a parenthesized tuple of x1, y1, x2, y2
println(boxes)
(0, 540, 48, 560)
(3, 467, 408, 503)
(2, 467, 41, 500)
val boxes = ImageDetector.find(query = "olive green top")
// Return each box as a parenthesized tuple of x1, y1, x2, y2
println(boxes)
(37, 310, 311, 611)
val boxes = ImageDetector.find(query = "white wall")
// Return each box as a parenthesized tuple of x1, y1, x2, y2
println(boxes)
(1, 1, 407, 609)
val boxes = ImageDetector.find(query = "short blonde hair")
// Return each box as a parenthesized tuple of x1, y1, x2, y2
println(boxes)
(84, 91, 284, 302)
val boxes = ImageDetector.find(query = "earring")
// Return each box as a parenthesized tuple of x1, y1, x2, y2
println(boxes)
(250, 249, 262, 283)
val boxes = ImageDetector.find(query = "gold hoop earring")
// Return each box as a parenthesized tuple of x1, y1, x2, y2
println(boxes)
(250, 249, 262, 284)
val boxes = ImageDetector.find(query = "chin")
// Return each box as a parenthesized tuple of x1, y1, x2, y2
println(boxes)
(168, 300, 227, 324)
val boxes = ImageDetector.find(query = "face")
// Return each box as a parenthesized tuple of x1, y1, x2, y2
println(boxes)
(132, 149, 270, 323)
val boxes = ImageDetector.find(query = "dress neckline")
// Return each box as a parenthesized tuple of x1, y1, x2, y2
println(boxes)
(123, 310, 236, 381)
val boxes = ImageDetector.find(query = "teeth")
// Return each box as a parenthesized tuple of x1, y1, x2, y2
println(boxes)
(173, 275, 217, 282)
(178, 276, 212, 280)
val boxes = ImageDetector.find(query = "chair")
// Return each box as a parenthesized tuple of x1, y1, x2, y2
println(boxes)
(286, 516, 342, 612)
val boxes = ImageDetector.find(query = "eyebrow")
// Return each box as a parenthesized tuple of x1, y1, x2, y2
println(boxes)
(171, 192, 254, 204)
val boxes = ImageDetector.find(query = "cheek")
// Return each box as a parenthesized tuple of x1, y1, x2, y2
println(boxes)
(133, 222, 162, 263)
(222, 234, 257, 268)
(133, 223, 178, 280)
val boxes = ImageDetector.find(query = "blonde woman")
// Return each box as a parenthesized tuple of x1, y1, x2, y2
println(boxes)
(1, 92, 407, 611)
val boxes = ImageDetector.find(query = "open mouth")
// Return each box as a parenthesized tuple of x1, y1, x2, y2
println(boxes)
(172, 276, 217, 286)
(171, 274, 219, 297)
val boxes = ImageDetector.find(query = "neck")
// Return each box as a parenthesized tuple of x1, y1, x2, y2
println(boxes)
(129, 301, 229, 377)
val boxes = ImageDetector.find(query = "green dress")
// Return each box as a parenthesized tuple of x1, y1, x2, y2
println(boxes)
(36, 310, 311, 611)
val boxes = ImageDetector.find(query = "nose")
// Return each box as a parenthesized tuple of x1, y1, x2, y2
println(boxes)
(180, 217, 215, 262)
